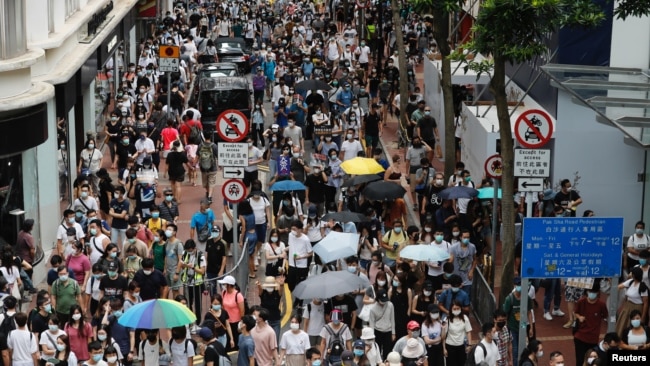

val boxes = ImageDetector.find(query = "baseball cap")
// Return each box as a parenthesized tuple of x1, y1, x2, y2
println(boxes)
(423, 281, 433, 291)
(407, 320, 420, 331)
(514, 276, 522, 285)
(308, 204, 318, 218)
(218, 275, 236, 286)
(107, 261, 119, 271)
(340, 350, 356, 366)
(376, 289, 389, 303)
(198, 327, 214, 340)
(353, 339, 365, 349)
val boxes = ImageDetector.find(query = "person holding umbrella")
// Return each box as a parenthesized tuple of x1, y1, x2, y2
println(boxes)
(380, 220, 408, 268)
(287, 220, 313, 293)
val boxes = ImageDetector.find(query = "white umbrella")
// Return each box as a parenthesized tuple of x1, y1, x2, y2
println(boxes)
(399, 244, 450, 262)
(293, 270, 370, 299)
(313, 232, 360, 263)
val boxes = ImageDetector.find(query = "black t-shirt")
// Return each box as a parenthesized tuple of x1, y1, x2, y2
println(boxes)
(425, 185, 445, 211)
(99, 275, 129, 302)
(116, 143, 137, 170)
(205, 238, 226, 273)
(260, 290, 282, 321)
(29, 310, 50, 335)
(133, 269, 168, 301)
(204, 340, 226, 364)
(305, 174, 327, 203)
(166, 151, 188, 177)
(290, 158, 307, 183)
(325, 295, 358, 326)
(98, 179, 115, 212)
(554, 190, 581, 216)
(417, 116, 437, 141)
(365, 112, 381, 136)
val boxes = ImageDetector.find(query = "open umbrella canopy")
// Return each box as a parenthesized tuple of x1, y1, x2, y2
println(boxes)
(295, 79, 332, 91)
(313, 232, 360, 263)
(363, 181, 407, 201)
(270, 180, 307, 191)
(439, 186, 479, 200)
(118, 299, 196, 329)
(293, 270, 370, 299)
(477, 187, 502, 199)
(322, 211, 369, 223)
(342, 174, 382, 188)
(340, 157, 386, 175)
(400, 244, 451, 263)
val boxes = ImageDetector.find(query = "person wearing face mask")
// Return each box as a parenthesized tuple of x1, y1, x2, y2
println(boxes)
(423, 173, 446, 228)
(437, 274, 470, 318)
(95, 324, 124, 363)
(441, 300, 472, 366)
(122, 245, 142, 282)
(426, 227, 453, 291)
(449, 229, 477, 295)
(626, 221, 649, 272)
(234, 315, 256, 366)
(123, 228, 149, 261)
(324, 148, 343, 208)
(303, 297, 326, 349)
(78, 139, 104, 195)
(40, 314, 65, 363)
(203, 294, 235, 349)
(98, 260, 128, 304)
(410, 281, 435, 325)
(103, 345, 122, 366)
(279, 314, 310, 365)
(392, 321, 427, 359)
(63, 240, 90, 291)
(132, 258, 169, 301)
(284, 117, 305, 153)
(139, 330, 170, 366)
(502, 277, 534, 361)
(380, 220, 408, 267)
(553, 178, 582, 217)
(179, 239, 207, 326)
(161, 223, 183, 298)
(115, 132, 136, 177)
(62, 304, 92, 362)
(421, 305, 444, 366)
(616, 266, 648, 337)
(366, 289, 395, 359)
(517, 338, 543, 366)
(46, 333, 78, 366)
(491, 309, 513, 366)
(158, 188, 180, 224)
(287, 221, 313, 293)
(471, 322, 499, 366)
(340, 128, 363, 162)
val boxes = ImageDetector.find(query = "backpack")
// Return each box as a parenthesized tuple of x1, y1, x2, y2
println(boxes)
(198, 142, 215, 171)
(223, 288, 250, 315)
(325, 323, 348, 363)
(189, 122, 203, 145)
(464, 342, 486, 366)
(169, 338, 198, 356)
(0, 312, 17, 347)
(207, 343, 232, 366)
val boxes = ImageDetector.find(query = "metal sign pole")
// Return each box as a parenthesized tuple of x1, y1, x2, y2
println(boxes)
(166, 75, 171, 123)
(608, 277, 619, 332)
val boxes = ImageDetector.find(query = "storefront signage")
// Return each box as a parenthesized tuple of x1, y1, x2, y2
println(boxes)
(106, 35, 117, 54)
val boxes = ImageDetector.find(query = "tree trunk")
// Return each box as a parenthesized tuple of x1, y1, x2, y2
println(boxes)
(432, 10, 456, 179)
(491, 56, 515, 306)
(391, 0, 410, 140)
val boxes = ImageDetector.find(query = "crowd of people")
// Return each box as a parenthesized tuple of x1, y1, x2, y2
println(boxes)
(5, 0, 650, 366)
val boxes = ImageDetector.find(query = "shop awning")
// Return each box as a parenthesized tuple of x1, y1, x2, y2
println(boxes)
(541, 63, 650, 148)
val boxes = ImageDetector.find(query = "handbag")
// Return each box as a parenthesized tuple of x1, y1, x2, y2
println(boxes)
(415, 168, 430, 195)
(358, 286, 376, 322)
(222, 211, 233, 231)
(197, 214, 211, 242)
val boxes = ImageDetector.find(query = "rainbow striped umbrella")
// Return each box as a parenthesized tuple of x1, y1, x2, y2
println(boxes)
(117, 299, 196, 329)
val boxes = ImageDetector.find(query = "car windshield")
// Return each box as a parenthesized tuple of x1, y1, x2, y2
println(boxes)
(201, 90, 249, 115)
(204, 70, 237, 77)
(217, 42, 242, 49)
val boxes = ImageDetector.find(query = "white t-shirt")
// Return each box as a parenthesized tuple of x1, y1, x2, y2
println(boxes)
(304, 219, 325, 243)
(170, 339, 196, 366)
(341, 140, 363, 161)
(72, 197, 99, 214)
(624, 279, 648, 305)
(265, 241, 286, 266)
(7, 328, 38, 366)
(80, 148, 103, 172)
(85, 274, 103, 301)
(288, 232, 312, 268)
(0, 266, 21, 287)
(455, 181, 476, 213)
(627, 234, 650, 260)
(88, 235, 109, 265)
(245, 147, 263, 172)
(279, 330, 311, 354)
(319, 323, 352, 350)
(249, 196, 270, 225)
(302, 301, 326, 336)
(427, 240, 451, 276)
(39, 329, 66, 360)
(445, 315, 472, 346)
(474, 339, 500, 366)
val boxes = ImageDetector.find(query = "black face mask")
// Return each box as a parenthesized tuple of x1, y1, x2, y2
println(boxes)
(496, 321, 506, 328)
(147, 333, 158, 342)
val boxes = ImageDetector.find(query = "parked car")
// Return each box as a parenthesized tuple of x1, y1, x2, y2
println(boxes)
(190, 62, 241, 101)
(193, 77, 252, 141)
(215, 37, 251, 74)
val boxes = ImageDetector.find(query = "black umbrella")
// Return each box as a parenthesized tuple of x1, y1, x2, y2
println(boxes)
(363, 181, 407, 201)
(295, 79, 332, 91)
(439, 186, 479, 200)
(322, 211, 369, 223)
(342, 174, 382, 188)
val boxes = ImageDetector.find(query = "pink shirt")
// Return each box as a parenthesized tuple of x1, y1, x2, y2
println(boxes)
(222, 290, 245, 323)
(66, 254, 90, 285)
(65, 322, 92, 361)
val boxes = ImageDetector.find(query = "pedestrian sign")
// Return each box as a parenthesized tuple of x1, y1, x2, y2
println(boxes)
(521, 217, 624, 278)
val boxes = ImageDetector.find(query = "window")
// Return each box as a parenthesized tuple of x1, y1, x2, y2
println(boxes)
(65, 0, 79, 19)
(0, 0, 26, 60)
(201, 90, 250, 114)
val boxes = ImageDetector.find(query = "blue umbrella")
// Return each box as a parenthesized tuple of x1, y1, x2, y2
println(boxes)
(477, 187, 502, 199)
(270, 180, 307, 191)
(439, 186, 479, 200)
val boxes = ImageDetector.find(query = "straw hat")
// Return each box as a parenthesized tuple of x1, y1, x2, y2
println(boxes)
(261, 276, 277, 288)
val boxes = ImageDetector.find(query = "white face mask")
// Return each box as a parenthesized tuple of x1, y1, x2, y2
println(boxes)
(107, 356, 118, 363)
(430, 313, 439, 320)
(452, 310, 461, 316)
(72, 314, 82, 321)
(423, 290, 432, 296)
(377, 280, 386, 286)
(290, 323, 300, 330)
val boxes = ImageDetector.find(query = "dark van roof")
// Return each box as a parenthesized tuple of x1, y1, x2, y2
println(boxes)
(199, 77, 249, 91)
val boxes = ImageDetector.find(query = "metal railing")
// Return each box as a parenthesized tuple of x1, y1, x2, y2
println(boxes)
(471, 266, 497, 326)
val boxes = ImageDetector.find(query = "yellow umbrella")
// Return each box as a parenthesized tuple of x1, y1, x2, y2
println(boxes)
(340, 157, 386, 175)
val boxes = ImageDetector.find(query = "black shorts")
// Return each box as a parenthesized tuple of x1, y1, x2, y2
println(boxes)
(455, 137, 461, 151)
(243, 170, 259, 188)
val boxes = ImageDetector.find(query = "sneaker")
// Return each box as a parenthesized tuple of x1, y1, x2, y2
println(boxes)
(563, 320, 574, 329)
(552, 309, 565, 317)
(543, 312, 553, 321)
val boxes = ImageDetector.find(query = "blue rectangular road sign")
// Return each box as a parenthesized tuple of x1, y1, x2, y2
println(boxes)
(521, 217, 624, 278)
